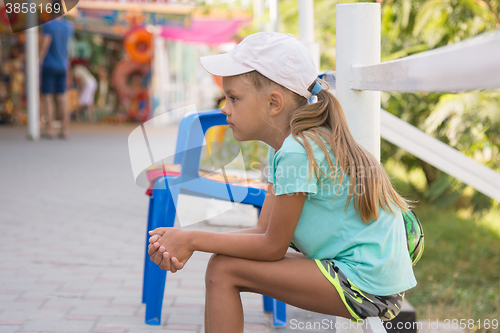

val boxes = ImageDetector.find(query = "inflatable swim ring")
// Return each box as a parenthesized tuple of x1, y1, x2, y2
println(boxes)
(124, 28, 152, 64)
(111, 59, 150, 100)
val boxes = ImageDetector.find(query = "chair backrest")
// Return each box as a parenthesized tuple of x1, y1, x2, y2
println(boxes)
(172, 109, 267, 208)
(173, 109, 228, 180)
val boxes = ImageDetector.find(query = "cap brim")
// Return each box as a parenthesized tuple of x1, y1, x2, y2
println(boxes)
(200, 53, 254, 77)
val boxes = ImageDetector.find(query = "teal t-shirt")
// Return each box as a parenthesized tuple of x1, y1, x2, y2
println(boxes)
(267, 132, 417, 296)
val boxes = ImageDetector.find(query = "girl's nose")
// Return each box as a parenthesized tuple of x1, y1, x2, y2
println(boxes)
(220, 103, 230, 116)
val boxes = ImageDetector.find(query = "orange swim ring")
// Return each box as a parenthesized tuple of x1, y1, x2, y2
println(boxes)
(124, 28, 152, 64)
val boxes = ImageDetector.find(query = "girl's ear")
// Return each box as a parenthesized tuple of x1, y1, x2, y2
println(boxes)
(268, 90, 285, 116)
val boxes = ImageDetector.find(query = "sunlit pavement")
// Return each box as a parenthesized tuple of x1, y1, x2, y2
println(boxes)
(1, 123, 361, 333)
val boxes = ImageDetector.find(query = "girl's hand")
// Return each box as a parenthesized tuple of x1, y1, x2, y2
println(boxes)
(148, 229, 185, 272)
(147, 229, 165, 259)
(148, 228, 193, 273)
(149, 239, 184, 273)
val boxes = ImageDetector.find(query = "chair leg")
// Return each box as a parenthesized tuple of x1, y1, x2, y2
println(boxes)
(263, 295, 273, 312)
(144, 180, 177, 325)
(142, 196, 154, 304)
(272, 298, 287, 327)
(262, 295, 287, 326)
(144, 261, 167, 325)
(256, 206, 287, 327)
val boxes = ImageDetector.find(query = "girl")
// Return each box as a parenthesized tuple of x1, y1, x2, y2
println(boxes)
(148, 32, 417, 332)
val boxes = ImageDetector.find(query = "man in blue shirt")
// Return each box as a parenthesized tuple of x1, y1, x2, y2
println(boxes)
(39, 0, 74, 138)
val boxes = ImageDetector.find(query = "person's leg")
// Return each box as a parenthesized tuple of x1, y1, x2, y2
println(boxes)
(204, 254, 355, 333)
(39, 94, 46, 128)
(88, 80, 98, 122)
(42, 94, 55, 137)
(55, 93, 69, 137)
(54, 69, 69, 137)
(41, 68, 55, 137)
(12, 93, 22, 125)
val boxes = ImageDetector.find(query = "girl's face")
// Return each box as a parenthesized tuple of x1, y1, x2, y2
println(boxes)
(221, 75, 269, 142)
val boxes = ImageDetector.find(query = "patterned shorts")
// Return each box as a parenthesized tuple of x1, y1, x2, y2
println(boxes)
(315, 259, 404, 321)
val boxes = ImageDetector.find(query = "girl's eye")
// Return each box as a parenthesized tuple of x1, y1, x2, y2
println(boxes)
(229, 96, 237, 103)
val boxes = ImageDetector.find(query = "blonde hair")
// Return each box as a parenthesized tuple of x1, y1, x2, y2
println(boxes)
(241, 70, 410, 223)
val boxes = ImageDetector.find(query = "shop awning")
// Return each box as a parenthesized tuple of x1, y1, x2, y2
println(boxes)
(160, 18, 250, 45)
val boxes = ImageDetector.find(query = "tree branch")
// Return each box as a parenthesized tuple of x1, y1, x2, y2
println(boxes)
(486, 0, 500, 27)
(475, 0, 500, 27)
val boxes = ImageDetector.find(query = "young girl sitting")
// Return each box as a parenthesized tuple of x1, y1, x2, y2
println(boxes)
(147, 32, 417, 332)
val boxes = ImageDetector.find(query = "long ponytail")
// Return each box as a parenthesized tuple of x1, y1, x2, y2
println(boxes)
(242, 70, 410, 223)
(290, 87, 410, 223)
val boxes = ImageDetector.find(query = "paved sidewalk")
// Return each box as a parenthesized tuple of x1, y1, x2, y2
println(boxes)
(0, 123, 355, 333)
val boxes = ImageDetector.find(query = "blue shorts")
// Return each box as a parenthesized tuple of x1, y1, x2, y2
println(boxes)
(41, 67, 67, 94)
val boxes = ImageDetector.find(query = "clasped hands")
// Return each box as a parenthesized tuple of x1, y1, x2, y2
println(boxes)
(147, 227, 193, 273)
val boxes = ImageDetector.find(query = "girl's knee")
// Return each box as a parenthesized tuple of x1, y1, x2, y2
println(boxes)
(205, 254, 235, 287)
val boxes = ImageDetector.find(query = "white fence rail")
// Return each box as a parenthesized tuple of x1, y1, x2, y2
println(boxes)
(337, 3, 500, 206)
(381, 110, 500, 202)
(351, 29, 500, 92)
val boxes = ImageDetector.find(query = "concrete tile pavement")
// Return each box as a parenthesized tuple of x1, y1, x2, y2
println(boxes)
(0, 123, 355, 333)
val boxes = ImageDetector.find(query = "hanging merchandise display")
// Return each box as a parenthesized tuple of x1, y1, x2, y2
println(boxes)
(111, 58, 150, 101)
(129, 90, 149, 123)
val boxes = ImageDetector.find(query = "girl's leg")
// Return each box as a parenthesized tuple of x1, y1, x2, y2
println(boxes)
(204, 253, 355, 333)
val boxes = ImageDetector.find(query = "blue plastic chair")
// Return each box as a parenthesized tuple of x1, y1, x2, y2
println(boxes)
(141, 109, 287, 327)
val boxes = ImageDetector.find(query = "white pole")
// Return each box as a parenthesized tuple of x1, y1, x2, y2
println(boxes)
(336, 3, 381, 161)
(299, 0, 319, 71)
(269, 0, 278, 32)
(253, 0, 264, 31)
(26, 24, 40, 141)
(152, 27, 168, 118)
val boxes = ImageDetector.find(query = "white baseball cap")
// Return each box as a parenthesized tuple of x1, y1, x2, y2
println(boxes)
(200, 32, 323, 99)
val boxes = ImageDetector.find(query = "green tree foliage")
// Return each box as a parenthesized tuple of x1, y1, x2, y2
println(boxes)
(198, 0, 500, 210)
(275, 0, 500, 209)
(420, 90, 500, 210)
(379, 0, 500, 210)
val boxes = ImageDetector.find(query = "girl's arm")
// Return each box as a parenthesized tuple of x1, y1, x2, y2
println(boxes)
(188, 190, 303, 260)
(148, 183, 276, 272)
(149, 183, 274, 242)
(148, 183, 274, 245)
(151, 190, 306, 265)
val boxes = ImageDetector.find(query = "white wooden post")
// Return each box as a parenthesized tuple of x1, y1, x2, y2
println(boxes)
(26, 21, 40, 140)
(299, 0, 319, 71)
(336, 3, 381, 161)
(152, 27, 168, 118)
(269, 0, 278, 32)
(253, 0, 264, 31)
